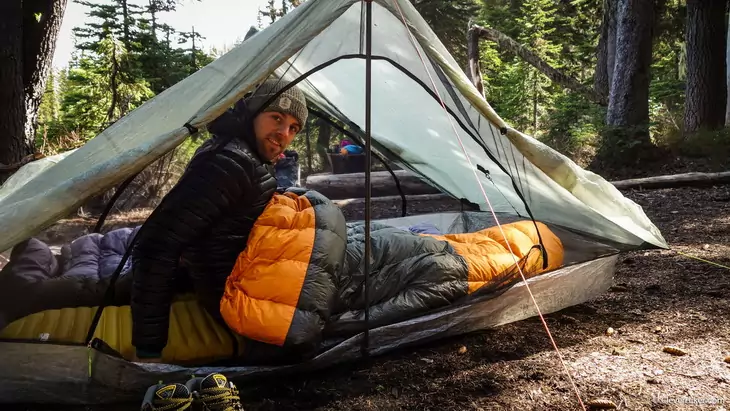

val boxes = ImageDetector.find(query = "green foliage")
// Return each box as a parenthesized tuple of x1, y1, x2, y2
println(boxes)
(61, 35, 154, 139)
(477, 0, 565, 137)
(37, 0, 216, 155)
(36, 69, 61, 140)
(409, 0, 480, 67)
(549, 0, 602, 81)
(35, 0, 705, 175)
(542, 91, 603, 158)
(473, 0, 697, 166)
(257, 0, 301, 27)
(649, 0, 686, 146)
(672, 128, 730, 163)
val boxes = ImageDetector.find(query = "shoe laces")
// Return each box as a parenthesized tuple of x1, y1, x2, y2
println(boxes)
(194, 384, 243, 411)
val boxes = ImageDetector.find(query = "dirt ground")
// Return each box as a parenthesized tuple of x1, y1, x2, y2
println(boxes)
(8, 184, 730, 410)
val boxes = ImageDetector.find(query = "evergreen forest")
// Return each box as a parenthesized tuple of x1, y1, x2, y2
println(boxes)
(3, 0, 728, 187)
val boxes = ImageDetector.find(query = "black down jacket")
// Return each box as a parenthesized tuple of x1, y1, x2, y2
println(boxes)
(130, 119, 277, 356)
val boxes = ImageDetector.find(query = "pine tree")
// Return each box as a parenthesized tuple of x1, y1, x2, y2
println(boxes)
(515, 0, 561, 134)
(178, 26, 211, 71)
(409, 0, 480, 68)
(684, 0, 727, 134)
(61, 35, 153, 137)
(36, 69, 60, 144)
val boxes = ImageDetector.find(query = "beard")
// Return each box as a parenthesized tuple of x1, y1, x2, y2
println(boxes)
(256, 134, 283, 161)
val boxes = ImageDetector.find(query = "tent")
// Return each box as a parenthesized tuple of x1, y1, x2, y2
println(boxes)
(0, 0, 667, 404)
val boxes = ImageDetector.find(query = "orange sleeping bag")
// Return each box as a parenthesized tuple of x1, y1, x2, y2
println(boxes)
(221, 191, 564, 356)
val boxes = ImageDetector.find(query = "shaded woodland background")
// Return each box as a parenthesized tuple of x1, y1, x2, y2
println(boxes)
(1, 0, 729, 210)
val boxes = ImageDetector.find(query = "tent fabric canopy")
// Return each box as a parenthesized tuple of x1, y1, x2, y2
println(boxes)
(0, 0, 666, 254)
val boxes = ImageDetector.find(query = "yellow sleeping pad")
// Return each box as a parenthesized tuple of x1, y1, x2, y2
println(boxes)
(0, 295, 246, 365)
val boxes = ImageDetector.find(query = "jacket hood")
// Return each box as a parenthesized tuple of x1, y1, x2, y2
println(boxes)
(207, 99, 270, 164)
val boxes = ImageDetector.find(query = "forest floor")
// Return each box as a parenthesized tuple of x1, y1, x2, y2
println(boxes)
(6, 181, 730, 410)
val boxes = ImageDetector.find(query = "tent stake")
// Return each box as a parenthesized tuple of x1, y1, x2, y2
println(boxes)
(362, 0, 373, 358)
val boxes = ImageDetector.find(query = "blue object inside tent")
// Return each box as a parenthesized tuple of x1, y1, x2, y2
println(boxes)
(275, 150, 300, 189)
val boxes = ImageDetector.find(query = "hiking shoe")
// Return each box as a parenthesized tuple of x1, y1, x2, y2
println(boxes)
(140, 382, 193, 410)
(186, 373, 244, 411)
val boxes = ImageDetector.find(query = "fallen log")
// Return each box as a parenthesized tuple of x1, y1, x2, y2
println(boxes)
(305, 170, 441, 199)
(332, 193, 456, 207)
(307, 170, 730, 201)
(612, 171, 730, 190)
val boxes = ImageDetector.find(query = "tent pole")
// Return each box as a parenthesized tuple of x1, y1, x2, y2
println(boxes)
(362, 0, 373, 358)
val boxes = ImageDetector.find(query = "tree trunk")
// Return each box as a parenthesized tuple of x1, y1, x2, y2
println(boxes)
(23, 0, 68, 149)
(606, 0, 654, 131)
(0, 0, 68, 183)
(0, 1, 28, 179)
(532, 74, 538, 132)
(684, 0, 727, 134)
(726, 11, 730, 126)
(594, 4, 609, 101)
(594, 0, 617, 103)
(149, 0, 157, 36)
(191, 26, 197, 70)
(592, 0, 656, 168)
(107, 42, 120, 123)
(470, 24, 606, 106)
(606, 0, 617, 93)
(466, 21, 485, 97)
(305, 120, 312, 174)
(121, 0, 131, 48)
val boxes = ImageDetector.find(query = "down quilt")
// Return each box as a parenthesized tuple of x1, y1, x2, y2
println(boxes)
(220, 190, 564, 358)
(0, 226, 140, 330)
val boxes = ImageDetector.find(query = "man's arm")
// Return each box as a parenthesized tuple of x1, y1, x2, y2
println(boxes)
(130, 149, 255, 359)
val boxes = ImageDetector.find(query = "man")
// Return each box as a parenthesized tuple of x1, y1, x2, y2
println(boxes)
(130, 78, 308, 364)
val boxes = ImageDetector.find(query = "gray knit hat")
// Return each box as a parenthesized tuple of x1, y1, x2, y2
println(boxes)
(245, 78, 308, 129)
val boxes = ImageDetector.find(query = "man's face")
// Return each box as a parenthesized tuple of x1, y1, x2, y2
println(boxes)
(253, 111, 301, 161)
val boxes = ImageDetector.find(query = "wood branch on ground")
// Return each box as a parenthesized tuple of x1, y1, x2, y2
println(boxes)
(306, 170, 730, 200)
(611, 171, 730, 190)
(468, 23, 607, 106)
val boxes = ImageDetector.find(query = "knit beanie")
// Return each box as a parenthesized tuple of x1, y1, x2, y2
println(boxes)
(245, 78, 308, 128)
